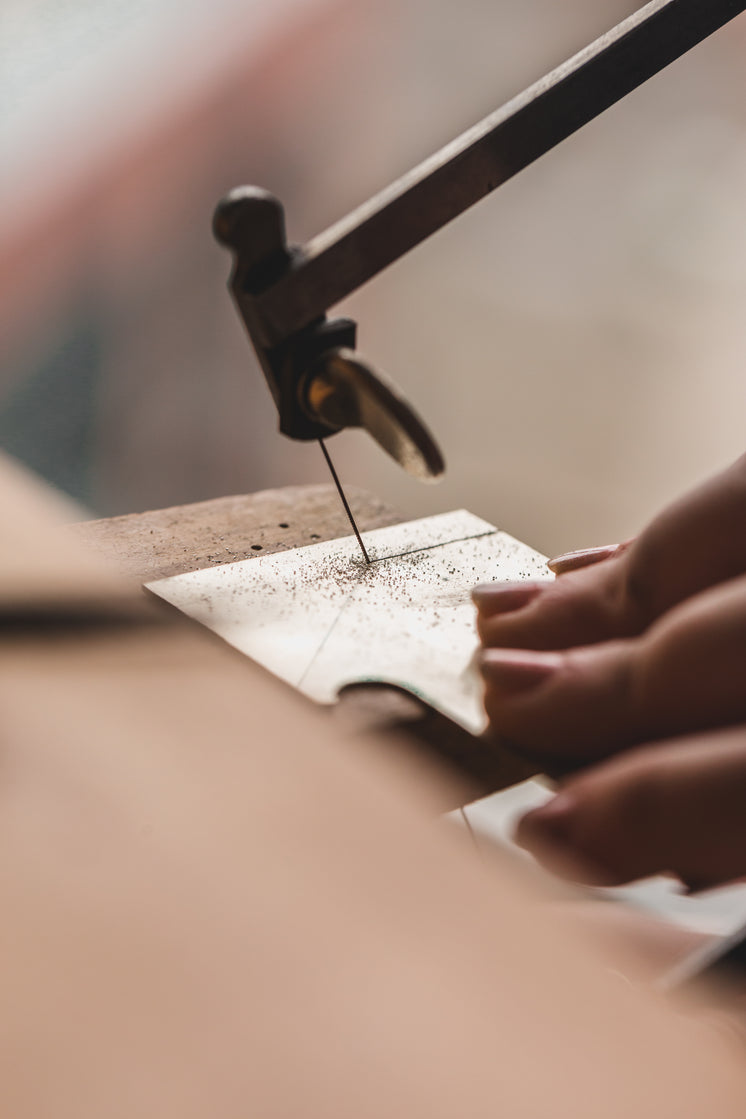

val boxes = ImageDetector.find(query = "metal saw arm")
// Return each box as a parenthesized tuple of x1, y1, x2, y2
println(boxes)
(214, 0, 746, 478)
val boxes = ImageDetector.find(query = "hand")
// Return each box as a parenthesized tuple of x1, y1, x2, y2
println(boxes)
(477, 452, 746, 659)
(473, 454, 746, 886)
(516, 726, 746, 890)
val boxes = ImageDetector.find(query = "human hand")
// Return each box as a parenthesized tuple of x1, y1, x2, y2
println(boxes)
(474, 453, 746, 761)
(473, 454, 746, 886)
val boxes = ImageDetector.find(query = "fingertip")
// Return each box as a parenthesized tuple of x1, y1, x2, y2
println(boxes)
(514, 790, 578, 852)
(479, 649, 562, 696)
(515, 791, 624, 886)
(472, 581, 547, 618)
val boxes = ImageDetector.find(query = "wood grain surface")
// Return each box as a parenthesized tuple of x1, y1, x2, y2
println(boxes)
(70, 484, 400, 581)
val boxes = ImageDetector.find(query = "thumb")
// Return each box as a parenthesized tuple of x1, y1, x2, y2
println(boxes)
(515, 725, 746, 888)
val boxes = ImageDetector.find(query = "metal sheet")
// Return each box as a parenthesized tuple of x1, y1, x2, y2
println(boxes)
(147, 511, 549, 734)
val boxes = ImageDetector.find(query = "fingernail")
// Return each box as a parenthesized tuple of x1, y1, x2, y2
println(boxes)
(547, 544, 620, 575)
(514, 791, 577, 852)
(547, 539, 635, 575)
(472, 581, 546, 615)
(479, 649, 561, 695)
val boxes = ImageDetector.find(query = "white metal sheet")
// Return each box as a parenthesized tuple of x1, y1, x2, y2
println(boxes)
(147, 510, 549, 734)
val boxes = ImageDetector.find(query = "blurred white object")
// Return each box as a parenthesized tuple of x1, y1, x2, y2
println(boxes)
(0, 0, 330, 215)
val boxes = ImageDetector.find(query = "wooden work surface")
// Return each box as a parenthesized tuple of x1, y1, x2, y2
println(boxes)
(7, 459, 742, 1119)
(72, 484, 400, 582)
(72, 484, 536, 803)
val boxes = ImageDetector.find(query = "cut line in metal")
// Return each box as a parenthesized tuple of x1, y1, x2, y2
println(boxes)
(365, 529, 497, 568)
(318, 439, 371, 564)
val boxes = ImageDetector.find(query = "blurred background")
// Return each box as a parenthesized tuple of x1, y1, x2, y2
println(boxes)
(2, 0, 745, 556)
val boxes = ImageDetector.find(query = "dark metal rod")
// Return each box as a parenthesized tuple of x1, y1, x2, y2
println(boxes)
(256, 0, 746, 343)
(318, 439, 371, 564)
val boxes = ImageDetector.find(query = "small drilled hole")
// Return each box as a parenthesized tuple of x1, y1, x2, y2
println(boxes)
(278, 522, 289, 529)
(251, 544, 263, 551)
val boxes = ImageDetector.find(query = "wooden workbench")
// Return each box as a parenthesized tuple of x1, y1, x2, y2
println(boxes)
(72, 484, 536, 806)
(7, 458, 742, 1119)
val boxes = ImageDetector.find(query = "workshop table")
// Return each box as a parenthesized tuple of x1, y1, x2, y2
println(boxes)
(72, 485, 535, 808)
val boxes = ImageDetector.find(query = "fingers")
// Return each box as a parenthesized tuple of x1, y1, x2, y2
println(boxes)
(475, 453, 746, 653)
(480, 574, 746, 760)
(475, 558, 642, 652)
(514, 725, 746, 889)
(472, 582, 546, 617)
(481, 638, 638, 760)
